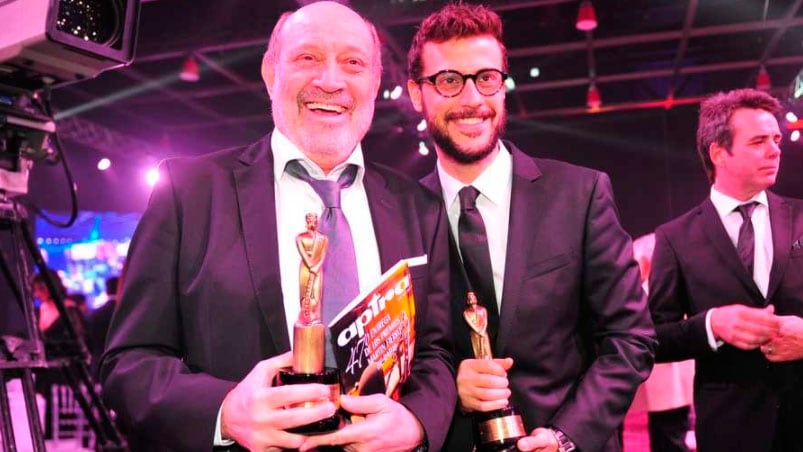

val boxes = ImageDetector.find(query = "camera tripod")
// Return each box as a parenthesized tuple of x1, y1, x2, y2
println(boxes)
(0, 197, 126, 451)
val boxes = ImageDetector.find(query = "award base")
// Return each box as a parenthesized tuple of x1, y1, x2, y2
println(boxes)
(276, 366, 343, 434)
(473, 406, 526, 452)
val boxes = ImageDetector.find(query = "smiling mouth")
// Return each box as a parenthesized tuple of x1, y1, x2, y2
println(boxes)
(306, 102, 347, 114)
(454, 117, 485, 125)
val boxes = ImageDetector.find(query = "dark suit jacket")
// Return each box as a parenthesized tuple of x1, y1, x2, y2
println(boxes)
(100, 135, 456, 451)
(421, 144, 656, 452)
(649, 193, 803, 452)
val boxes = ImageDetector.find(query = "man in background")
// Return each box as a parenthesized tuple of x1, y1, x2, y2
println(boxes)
(649, 88, 803, 452)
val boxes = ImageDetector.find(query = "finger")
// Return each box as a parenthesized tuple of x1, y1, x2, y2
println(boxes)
(460, 358, 509, 377)
(269, 402, 338, 430)
(472, 397, 510, 413)
(263, 383, 333, 409)
(299, 425, 354, 451)
(260, 428, 308, 450)
(340, 394, 388, 416)
(517, 429, 554, 451)
(740, 309, 781, 330)
(262, 352, 294, 385)
(459, 390, 509, 412)
(495, 357, 514, 371)
(458, 371, 510, 391)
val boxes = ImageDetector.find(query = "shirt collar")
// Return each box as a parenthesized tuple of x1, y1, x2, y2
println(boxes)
(437, 141, 512, 210)
(271, 128, 366, 182)
(710, 186, 768, 218)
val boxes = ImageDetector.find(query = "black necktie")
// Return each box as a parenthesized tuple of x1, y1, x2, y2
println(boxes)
(285, 160, 360, 322)
(735, 202, 758, 275)
(458, 186, 500, 340)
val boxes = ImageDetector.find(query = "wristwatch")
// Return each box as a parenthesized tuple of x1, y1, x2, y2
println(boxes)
(548, 427, 577, 452)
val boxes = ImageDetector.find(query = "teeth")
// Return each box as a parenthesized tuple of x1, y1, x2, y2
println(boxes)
(455, 117, 484, 124)
(307, 103, 346, 113)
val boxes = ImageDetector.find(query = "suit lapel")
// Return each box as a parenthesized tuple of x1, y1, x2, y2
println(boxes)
(767, 192, 792, 301)
(496, 145, 542, 355)
(233, 135, 291, 353)
(700, 199, 764, 303)
(363, 165, 401, 271)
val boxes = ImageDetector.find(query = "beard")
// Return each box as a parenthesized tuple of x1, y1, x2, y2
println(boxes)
(427, 107, 506, 164)
(271, 88, 374, 162)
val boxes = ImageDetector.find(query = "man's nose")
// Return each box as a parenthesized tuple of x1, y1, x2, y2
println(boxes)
(314, 61, 347, 91)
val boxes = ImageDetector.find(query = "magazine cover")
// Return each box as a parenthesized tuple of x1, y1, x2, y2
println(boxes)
(328, 259, 416, 400)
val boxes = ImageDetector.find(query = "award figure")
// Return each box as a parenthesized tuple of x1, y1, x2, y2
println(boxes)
(277, 213, 342, 434)
(464, 292, 526, 451)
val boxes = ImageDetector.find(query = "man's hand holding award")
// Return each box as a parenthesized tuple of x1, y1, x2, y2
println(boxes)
(461, 291, 526, 452)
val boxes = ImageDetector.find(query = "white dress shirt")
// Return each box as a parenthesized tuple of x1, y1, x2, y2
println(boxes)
(436, 142, 513, 312)
(705, 186, 773, 350)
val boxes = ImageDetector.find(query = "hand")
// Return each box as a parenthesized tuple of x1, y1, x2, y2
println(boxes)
(710, 304, 779, 350)
(457, 357, 513, 413)
(299, 394, 424, 452)
(220, 352, 337, 451)
(761, 315, 803, 362)
(517, 427, 559, 452)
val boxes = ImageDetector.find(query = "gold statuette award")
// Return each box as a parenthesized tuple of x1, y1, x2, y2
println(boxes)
(277, 213, 342, 434)
(464, 292, 526, 451)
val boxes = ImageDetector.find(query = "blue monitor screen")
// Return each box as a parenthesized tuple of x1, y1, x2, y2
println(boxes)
(35, 211, 140, 308)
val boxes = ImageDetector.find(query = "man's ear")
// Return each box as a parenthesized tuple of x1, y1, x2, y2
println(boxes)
(407, 79, 423, 113)
(261, 54, 275, 98)
(709, 142, 726, 167)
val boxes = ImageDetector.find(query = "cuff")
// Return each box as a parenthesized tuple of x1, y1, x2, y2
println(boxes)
(214, 404, 235, 447)
(705, 308, 724, 351)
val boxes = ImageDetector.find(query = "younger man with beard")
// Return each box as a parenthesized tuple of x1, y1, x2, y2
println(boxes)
(410, 4, 656, 452)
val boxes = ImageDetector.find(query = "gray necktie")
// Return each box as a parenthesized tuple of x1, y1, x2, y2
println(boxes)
(285, 160, 360, 323)
(735, 202, 758, 275)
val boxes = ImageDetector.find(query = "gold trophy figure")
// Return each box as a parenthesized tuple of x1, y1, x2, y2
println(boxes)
(294, 213, 327, 371)
(464, 292, 526, 451)
(277, 213, 342, 434)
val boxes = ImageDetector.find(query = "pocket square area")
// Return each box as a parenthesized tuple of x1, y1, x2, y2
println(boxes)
(793, 237, 803, 250)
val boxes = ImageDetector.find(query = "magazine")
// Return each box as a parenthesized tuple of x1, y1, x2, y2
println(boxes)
(328, 259, 417, 400)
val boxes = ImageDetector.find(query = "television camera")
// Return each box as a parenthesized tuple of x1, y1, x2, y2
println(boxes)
(0, 1, 140, 449)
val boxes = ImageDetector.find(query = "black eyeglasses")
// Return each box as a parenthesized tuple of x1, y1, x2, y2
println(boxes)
(416, 68, 508, 98)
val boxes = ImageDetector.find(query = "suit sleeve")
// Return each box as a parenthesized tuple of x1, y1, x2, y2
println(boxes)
(550, 173, 657, 452)
(99, 160, 236, 452)
(397, 193, 456, 452)
(648, 227, 713, 362)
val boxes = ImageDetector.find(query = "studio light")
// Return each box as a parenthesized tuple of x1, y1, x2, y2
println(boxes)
(756, 66, 771, 91)
(576, 1, 598, 32)
(586, 82, 601, 110)
(179, 55, 200, 82)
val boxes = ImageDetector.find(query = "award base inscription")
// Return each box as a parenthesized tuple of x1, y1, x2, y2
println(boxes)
(473, 406, 526, 451)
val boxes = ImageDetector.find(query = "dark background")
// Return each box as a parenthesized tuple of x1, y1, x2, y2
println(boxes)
(19, 0, 803, 238)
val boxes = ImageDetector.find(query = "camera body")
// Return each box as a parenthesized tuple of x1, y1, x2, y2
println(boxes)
(0, 0, 139, 88)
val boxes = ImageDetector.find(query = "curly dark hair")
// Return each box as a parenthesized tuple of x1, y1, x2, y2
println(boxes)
(407, 2, 507, 81)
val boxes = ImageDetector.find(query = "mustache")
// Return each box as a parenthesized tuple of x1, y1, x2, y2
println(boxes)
(446, 107, 493, 121)
(299, 88, 353, 108)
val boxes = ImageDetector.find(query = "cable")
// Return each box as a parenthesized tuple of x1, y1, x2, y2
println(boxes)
(23, 85, 79, 228)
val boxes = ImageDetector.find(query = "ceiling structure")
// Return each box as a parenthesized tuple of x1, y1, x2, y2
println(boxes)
(35, 0, 803, 212)
(49, 0, 803, 154)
